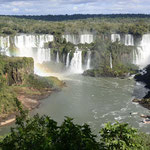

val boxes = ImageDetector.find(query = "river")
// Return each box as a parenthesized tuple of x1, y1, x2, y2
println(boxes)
(0, 74, 150, 135)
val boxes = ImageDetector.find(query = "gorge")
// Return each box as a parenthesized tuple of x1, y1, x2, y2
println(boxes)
(0, 32, 150, 135)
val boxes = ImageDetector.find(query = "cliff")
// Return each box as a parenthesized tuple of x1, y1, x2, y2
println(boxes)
(4, 57, 34, 85)
(0, 56, 64, 126)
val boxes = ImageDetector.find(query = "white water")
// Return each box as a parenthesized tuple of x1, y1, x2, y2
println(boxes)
(86, 51, 91, 70)
(1, 33, 150, 72)
(134, 34, 150, 68)
(111, 34, 121, 42)
(14, 34, 53, 63)
(0, 36, 10, 56)
(62, 35, 79, 45)
(62, 34, 94, 45)
(125, 34, 134, 46)
(110, 53, 113, 69)
(37, 48, 51, 64)
(70, 47, 83, 74)
(56, 52, 59, 63)
(80, 34, 94, 44)
(0, 34, 54, 64)
(111, 34, 134, 46)
(66, 52, 70, 67)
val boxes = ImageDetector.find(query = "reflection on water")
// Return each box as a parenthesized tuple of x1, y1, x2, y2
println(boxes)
(0, 74, 150, 135)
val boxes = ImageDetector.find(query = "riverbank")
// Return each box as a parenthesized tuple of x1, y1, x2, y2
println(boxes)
(0, 79, 65, 127)
(0, 88, 51, 127)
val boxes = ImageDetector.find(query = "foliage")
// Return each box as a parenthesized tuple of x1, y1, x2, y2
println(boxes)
(0, 55, 63, 120)
(83, 63, 138, 78)
(0, 111, 145, 150)
(0, 87, 18, 117)
(0, 56, 28, 116)
(0, 114, 99, 150)
(137, 132, 150, 150)
(0, 15, 150, 36)
(49, 35, 75, 62)
(26, 75, 64, 91)
(100, 122, 142, 150)
(83, 39, 138, 77)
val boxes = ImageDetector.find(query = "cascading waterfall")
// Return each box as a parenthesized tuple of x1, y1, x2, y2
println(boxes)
(0, 34, 53, 64)
(110, 53, 113, 69)
(37, 48, 51, 64)
(132, 48, 139, 65)
(0, 36, 10, 56)
(66, 52, 70, 67)
(70, 47, 83, 73)
(134, 34, 150, 68)
(111, 34, 134, 46)
(111, 34, 121, 42)
(62, 34, 94, 45)
(124, 34, 134, 46)
(56, 52, 59, 63)
(80, 34, 94, 44)
(62, 35, 79, 45)
(2, 33, 150, 73)
(86, 51, 91, 70)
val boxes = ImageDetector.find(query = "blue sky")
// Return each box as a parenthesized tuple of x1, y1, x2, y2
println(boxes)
(0, 0, 150, 15)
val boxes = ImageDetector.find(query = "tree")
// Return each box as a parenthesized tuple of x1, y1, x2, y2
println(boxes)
(1, 114, 99, 150)
(100, 122, 142, 150)
(1, 113, 145, 150)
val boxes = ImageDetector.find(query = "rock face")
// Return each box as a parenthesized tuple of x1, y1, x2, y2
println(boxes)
(134, 65, 150, 110)
(135, 65, 150, 89)
(3, 57, 34, 85)
(0, 56, 64, 126)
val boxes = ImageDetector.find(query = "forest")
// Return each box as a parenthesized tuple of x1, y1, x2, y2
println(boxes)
(6, 14, 150, 21)
(0, 15, 149, 36)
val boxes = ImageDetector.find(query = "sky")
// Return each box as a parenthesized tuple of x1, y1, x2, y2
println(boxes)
(0, 0, 150, 15)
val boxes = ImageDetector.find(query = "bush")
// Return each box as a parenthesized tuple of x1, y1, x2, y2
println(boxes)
(1, 114, 99, 150)
(0, 112, 146, 150)
(100, 122, 142, 150)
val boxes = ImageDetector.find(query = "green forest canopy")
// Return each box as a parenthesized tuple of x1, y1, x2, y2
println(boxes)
(0, 14, 150, 36)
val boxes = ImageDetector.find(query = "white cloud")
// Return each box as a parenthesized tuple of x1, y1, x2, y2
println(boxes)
(0, 0, 150, 15)
(73, 6, 78, 11)
(11, 1, 33, 7)
(12, 8, 19, 12)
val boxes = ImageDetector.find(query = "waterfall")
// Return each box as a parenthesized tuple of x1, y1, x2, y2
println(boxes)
(124, 34, 134, 46)
(0, 36, 10, 56)
(111, 34, 121, 42)
(134, 34, 150, 68)
(56, 52, 59, 63)
(132, 47, 140, 65)
(0, 34, 53, 64)
(86, 51, 91, 70)
(80, 34, 94, 44)
(70, 47, 83, 73)
(66, 52, 70, 67)
(62, 35, 78, 45)
(110, 53, 113, 69)
(37, 48, 51, 64)
(62, 34, 94, 45)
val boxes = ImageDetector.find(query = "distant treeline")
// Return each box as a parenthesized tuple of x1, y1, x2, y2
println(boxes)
(2, 14, 150, 21)
(0, 14, 150, 36)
